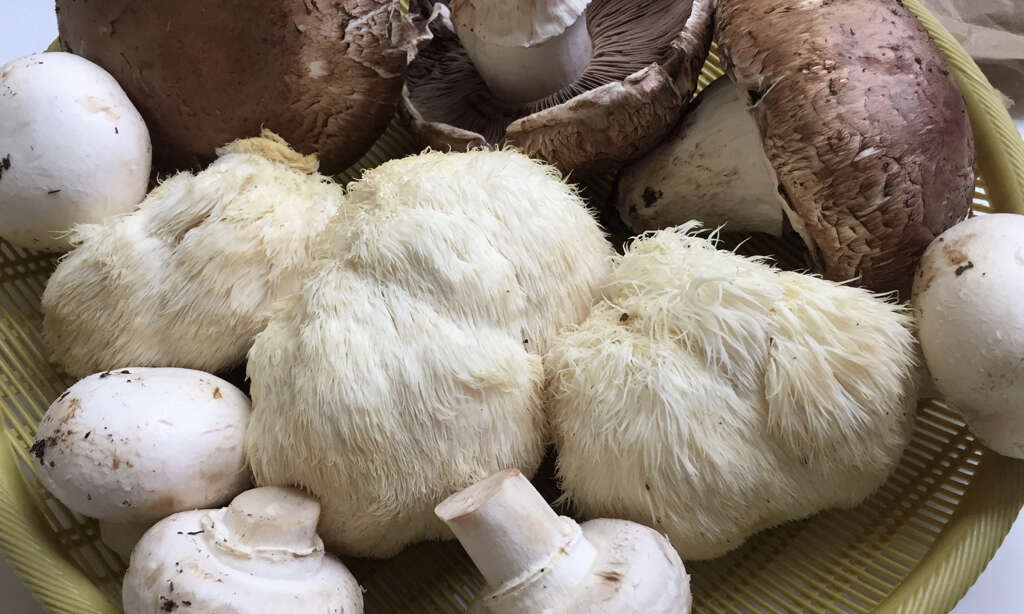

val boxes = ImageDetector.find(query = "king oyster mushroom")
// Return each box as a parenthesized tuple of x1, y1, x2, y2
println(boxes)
(402, 0, 714, 176)
(55, 0, 427, 172)
(616, 0, 975, 297)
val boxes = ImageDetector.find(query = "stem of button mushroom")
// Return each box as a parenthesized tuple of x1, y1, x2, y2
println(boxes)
(436, 469, 599, 610)
(450, 0, 593, 103)
(201, 486, 326, 578)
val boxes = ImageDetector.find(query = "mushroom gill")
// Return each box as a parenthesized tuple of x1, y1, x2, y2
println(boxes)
(403, 0, 713, 175)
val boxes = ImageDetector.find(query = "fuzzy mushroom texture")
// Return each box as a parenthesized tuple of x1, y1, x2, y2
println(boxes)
(245, 149, 614, 558)
(123, 486, 363, 614)
(41, 131, 344, 378)
(55, 0, 427, 173)
(401, 0, 713, 176)
(913, 214, 1024, 459)
(437, 469, 691, 613)
(0, 52, 151, 252)
(618, 0, 976, 298)
(545, 223, 919, 560)
(30, 368, 251, 560)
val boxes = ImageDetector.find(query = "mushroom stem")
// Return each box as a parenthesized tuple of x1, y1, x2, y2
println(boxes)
(617, 78, 790, 236)
(451, 0, 593, 103)
(436, 469, 597, 603)
(202, 486, 326, 579)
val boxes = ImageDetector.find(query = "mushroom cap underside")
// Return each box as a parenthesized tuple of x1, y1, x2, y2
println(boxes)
(402, 0, 713, 175)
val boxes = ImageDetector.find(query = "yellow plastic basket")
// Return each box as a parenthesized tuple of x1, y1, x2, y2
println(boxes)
(3, 1, 1024, 612)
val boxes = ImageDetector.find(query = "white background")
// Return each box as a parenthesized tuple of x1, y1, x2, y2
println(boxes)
(0, 2, 1022, 612)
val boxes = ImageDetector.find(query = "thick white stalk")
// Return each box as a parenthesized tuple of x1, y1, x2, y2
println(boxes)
(202, 486, 325, 579)
(451, 0, 593, 103)
(436, 469, 597, 611)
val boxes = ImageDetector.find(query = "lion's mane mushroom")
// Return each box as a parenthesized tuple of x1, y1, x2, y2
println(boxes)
(545, 223, 918, 560)
(123, 487, 363, 614)
(55, 0, 426, 173)
(913, 214, 1024, 459)
(401, 0, 713, 176)
(437, 469, 692, 613)
(245, 149, 613, 558)
(0, 52, 151, 252)
(41, 131, 343, 377)
(30, 368, 251, 560)
(617, 0, 975, 297)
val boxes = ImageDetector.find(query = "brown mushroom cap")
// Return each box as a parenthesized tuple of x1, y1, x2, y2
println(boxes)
(715, 0, 975, 297)
(55, 0, 424, 173)
(402, 0, 713, 176)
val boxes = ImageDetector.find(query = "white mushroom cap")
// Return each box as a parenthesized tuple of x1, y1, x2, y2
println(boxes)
(122, 487, 363, 614)
(31, 368, 251, 524)
(913, 213, 1024, 458)
(0, 52, 151, 252)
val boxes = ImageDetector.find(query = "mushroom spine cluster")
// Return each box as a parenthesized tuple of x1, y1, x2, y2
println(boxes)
(245, 149, 613, 558)
(546, 223, 920, 559)
(42, 131, 344, 377)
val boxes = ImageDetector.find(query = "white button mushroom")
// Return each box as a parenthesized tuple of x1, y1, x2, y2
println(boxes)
(30, 368, 251, 558)
(0, 52, 151, 252)
(913, 213, 1024, 458)
(437, 469, 691, 613)
(123, 486, 363, 614)
(545, 223, 919, 560)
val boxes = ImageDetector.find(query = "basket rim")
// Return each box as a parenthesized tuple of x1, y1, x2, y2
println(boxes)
(4, 1, 1024, 612)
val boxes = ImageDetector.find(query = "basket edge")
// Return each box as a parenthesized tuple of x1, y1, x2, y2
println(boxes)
(873, 449, 1024, 614)
(902, 0, 1024, 215)
(3, 3, 1024, 614)
(0, 435, 119, 614)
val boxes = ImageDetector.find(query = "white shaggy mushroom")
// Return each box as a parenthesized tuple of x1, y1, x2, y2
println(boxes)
(41, 130, 344, 377)
(546, 223, 918, 560)
(245, 149, 613, 558)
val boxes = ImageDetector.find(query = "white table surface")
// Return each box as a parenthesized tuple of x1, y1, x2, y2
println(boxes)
(2, 2, 1022, 612)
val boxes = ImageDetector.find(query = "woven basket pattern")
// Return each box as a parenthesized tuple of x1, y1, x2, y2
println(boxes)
(3, 1, 1024, 611)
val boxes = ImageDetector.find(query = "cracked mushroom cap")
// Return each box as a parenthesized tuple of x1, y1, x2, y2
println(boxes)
(402, 0, 713, 176)
(55, 0, 424, 173)
(715, 0, 975, 297)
